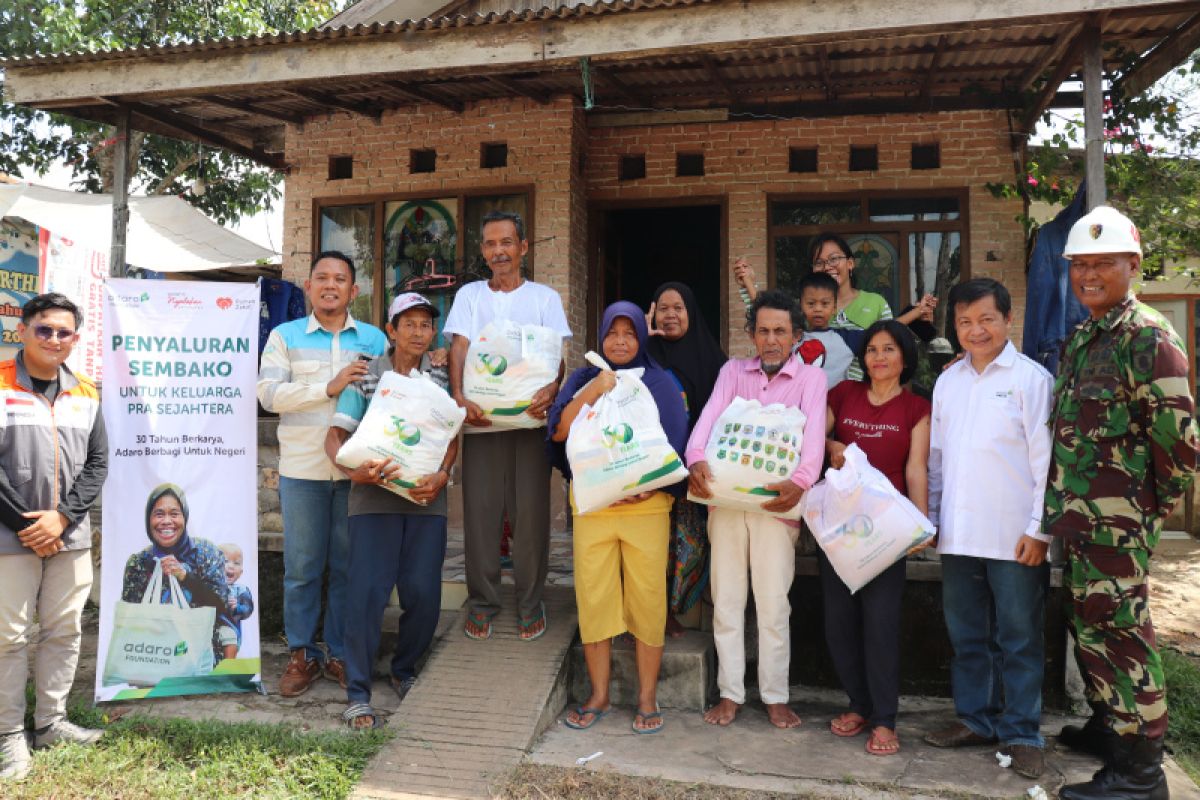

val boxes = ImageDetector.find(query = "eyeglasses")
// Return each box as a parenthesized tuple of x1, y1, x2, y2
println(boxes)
(813, 254, 849, 270)
(32, 325, 78, 342)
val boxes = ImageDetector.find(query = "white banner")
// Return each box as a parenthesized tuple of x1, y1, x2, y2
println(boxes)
(96, 279, 261, 701)
(39, 229, 107, 381)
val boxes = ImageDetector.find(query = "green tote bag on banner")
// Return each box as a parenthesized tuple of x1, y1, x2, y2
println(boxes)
(102, 560, 217, 687)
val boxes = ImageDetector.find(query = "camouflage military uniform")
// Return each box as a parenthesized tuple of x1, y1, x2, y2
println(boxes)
(1044, 295, 1198, 739)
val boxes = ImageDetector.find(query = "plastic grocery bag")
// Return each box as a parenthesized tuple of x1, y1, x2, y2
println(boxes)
(102, 560, 217, 687)
(335, 369, 466, 503)
(566, 352, 688, 514)
(799, 444, 936, 593)
(463, 320, 562, 431)
(687, 397, 808, 518)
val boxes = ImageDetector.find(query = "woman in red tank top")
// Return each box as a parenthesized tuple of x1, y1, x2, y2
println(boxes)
(821, 320, 931, 757)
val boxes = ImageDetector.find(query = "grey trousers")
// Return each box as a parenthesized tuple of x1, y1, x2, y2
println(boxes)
(0, 549, 92, 734)
(461, 428, 551, 620)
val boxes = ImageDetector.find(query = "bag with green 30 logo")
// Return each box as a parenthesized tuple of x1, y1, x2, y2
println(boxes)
(336, 369, 466, 503)
(462, 320, 562, 431)
(566, 352, 689, 514)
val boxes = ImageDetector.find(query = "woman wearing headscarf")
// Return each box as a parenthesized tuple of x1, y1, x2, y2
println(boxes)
(121, 484, 230, 663)
(547, 301, 689, 734)
(645, 282, 727, 635)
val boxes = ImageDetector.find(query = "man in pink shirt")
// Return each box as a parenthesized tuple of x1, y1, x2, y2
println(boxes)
(687, 290, 827, 729)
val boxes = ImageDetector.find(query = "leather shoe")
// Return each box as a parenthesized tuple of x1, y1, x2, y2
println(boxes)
(279, 650, 321, 697)
(923, 721, 998, 748)
(324, 657, 348, 689)
(1005, 744, 1045, 779)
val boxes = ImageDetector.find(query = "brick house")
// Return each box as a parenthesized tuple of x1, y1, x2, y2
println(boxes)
(8, 0, 1199, 363)
(8, 0, 1200, 692)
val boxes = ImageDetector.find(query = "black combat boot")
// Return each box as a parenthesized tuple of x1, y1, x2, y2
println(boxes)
(1059, 734, 1169, 800)
(1058, 702, 1109, 757)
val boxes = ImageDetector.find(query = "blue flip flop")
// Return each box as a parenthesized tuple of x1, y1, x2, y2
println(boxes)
(564, 706, 610, 730)
(632, 707, 665, 734)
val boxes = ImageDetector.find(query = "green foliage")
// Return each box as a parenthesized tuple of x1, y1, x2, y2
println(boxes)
(1165, 649, 1200, 784)
(987, 48, 1200, 277)
(0, 1, 344, 223)
(11, 701, 390, 800)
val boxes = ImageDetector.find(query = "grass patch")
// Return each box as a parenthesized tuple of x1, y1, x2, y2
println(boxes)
(11, 701, 390, 800)
(1166, 648, 1200, 784)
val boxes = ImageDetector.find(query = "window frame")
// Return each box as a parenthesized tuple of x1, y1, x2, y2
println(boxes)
(766, 187, 971, 309)
(311, 184, 536, 325)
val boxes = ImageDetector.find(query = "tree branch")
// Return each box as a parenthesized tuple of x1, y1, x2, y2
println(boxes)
(149, 152, 199, 195)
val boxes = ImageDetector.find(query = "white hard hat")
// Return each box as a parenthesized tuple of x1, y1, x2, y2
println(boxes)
(1062, 206, 1142, 258)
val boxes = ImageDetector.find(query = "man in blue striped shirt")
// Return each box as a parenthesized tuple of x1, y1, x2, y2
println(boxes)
(257, 251, 387, 697)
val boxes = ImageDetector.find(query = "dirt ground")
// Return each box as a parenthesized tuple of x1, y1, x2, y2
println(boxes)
(1150, 534, 1200, 657)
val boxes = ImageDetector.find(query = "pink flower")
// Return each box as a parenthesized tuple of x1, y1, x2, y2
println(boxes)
(1026, 175, 1039, 187)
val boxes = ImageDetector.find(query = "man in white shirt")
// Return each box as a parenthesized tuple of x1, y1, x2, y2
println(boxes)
(923, 278, 1053, 779)
(444, 211, 571, 641)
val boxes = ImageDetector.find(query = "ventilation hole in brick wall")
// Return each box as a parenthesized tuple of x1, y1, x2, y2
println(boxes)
(911, 143, 941, 170)
(328, 155, 353, 180)
(676, 152, 705, 177)
(788, 147, 818, 173)
(409, 149, 437, 174)
(619, 154, 646, 181)
(480, 142, 508, 169)
(849, 145, 878, 172)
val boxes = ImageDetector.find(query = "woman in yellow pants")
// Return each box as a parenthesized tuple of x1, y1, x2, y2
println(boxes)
(547, 301, 689, 734)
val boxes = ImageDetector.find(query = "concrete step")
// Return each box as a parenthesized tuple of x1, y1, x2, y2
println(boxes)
(353, 586, 578, 800)
(570, 630, 715, 712)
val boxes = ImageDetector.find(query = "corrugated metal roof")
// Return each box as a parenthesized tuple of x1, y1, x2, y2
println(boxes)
(3, 0, 713, 68)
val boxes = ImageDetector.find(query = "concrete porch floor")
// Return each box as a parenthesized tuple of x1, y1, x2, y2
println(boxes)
(530, 685, 1200, 799)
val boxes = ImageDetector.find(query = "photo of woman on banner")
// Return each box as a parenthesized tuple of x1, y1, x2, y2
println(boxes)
(120, 483, 231, 664)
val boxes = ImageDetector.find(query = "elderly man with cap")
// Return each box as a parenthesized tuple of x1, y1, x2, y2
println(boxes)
(324, 292, 457, 730)
(1045, 206, 1198, 800)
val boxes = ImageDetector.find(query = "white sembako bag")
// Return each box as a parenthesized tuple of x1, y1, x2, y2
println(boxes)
(335, 369, 466, 503)
(102, 561, 216, 687)
(566, 352, 688, 514)
(463, 320, 562, 431)
(687, 397, 808, 518)
(799, 443, 936, 593)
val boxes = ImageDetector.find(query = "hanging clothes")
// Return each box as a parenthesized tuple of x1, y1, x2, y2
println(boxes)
(258, 278, 307, 354)
(1022, 185, 1090, 375)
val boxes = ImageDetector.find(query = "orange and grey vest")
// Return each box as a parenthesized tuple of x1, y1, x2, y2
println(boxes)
(0, 355, 102, 554)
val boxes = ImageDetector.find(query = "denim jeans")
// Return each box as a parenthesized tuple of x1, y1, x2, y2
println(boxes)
(280, 477, 351, 662)
(941, 554, 1049, 747)
(343, 513, 447, 705)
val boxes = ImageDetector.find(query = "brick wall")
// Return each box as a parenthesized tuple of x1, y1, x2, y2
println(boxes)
(585, 110, 1027, 356)
(283, 103, 1026, 361)
(282, 95, 586, 361)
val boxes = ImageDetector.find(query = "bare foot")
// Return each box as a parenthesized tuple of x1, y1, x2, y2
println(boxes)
(766, 703, 802, 729)
(665, 615, 686, 638)
(703, 698, 740, 726)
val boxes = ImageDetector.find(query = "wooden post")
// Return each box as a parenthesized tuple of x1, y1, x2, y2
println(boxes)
(110, 110, 130, 278)
(1082, 23, 1106, 210)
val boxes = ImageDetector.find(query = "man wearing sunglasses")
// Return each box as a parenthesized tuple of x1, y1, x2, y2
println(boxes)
(0, 293, 108, 781)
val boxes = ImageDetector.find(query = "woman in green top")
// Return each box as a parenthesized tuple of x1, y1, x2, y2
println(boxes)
(734, 237, 935, 330)
(808, 233, 936, 330)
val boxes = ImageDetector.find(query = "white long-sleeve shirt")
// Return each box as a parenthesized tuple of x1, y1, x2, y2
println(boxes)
(928, 341, 1053, 560)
